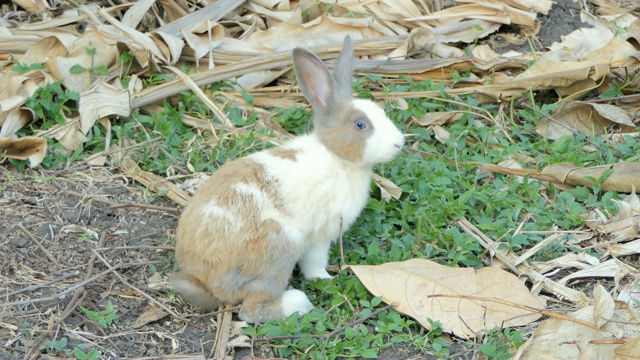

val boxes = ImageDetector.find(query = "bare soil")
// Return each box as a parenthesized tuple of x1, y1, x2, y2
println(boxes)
(0, 0, 594, 359)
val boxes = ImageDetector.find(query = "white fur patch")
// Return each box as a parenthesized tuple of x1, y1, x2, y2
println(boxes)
(233, 182, 268, 205)
(201, 199, 242, 228)
(280, 289, 314, 317)
(352, 99, 404, 165)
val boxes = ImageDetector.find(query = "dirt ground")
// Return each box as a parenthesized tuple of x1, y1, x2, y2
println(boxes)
(0, 0, 599, 359)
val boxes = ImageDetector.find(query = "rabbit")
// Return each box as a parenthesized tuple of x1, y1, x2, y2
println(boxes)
(170, 36, 404, 323)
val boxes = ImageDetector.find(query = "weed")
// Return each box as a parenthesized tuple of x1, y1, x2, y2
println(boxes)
(118, 51, 135, 87)
(40, 337, 68, 355)
(25, 81, 79, 130)
(11, 60, 46, 73)
(81, 301, 118, 328)
(73, 345, 101, 360)
(475, 327, 525, 360)
(69, 42, 109, 81)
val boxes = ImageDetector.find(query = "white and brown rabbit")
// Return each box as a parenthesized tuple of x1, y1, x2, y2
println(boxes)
(170, 36, 404, 323)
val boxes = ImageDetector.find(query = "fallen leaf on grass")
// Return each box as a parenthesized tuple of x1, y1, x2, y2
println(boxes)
(371, 173, 402, 202)
(542, 161, 640, 193)
(536, 101, 635, 140)
(558, 258, 638, 285)
(350, 258, 543, 338)
(0, 136, 47, 168)
(514, 285, 640, 360)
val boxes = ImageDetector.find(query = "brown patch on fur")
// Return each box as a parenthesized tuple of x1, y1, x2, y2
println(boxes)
(269, 147, 299, 161)
(316, 107, 373, 162)
(172, 156, 301, 308)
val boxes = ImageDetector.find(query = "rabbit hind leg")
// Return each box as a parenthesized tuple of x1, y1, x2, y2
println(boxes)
(239, 289, 313, 323)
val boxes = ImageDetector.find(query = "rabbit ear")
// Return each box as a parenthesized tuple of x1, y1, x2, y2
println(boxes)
(332, 36, 354, 93)
(292, 47, 336, 111)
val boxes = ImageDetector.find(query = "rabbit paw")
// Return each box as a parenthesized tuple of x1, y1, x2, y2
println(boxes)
(303, 269, 333, 280)
(281, 289, 314, 317)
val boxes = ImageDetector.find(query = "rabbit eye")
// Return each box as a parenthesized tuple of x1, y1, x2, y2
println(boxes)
(354, 119, 366, 130)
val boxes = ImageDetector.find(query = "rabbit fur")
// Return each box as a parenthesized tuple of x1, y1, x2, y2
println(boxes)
(171, 36, 404, 323)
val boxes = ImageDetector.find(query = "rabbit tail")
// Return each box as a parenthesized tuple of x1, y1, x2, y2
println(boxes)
(169, 273, 219, 310)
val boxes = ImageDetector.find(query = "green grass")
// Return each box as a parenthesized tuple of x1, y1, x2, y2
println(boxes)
(12, 71, 640, 359)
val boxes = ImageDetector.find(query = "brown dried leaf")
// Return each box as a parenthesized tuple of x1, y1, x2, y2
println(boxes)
(0, 136, 47, 168)
(593, 283, 615, 329)
(415, 112, 464, 127)
(514, 301, 640, 359)
(131, 305, 169, 329)
(56, 28, 119, 93)
(372, 173, 402, 202)
(615, 334, 640, 360)
(79, 81, 131, 134)
(541, 162, 640, 193)
(406, 28, 465, 59)
(350, 258, 543, 338)
(537, 102, 635, 140)
(11, 0, 51, 12)
(246, 13, 380, 51)
(0, 108, 34, 138)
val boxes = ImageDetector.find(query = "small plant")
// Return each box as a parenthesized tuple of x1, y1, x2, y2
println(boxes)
(25, 81, 79, 130)
(475, 327, 525, 360)
(69, 42, 109, 80)
(11, 60, 46, 73)
(118, 51, 135, 87)
(40, 337, 68, 355)
(73, 345, 101, 360)
(80, 301, 119, 328)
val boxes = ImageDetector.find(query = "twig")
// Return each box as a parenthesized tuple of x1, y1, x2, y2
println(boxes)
(97, 245, 174, 251)
(3, 272, 77, 297)
(560, 338, 629, 345)
(27, 232, 108, 359)
(250, 302, 398, 345)
(16, 224, 58, 264)
(110, 202, 180, 213)
(428, 293, 598, 330)
(81, 137, 161, 164)
(408, 148, 564, 185)
(211, 304, 234, 359)
(1, 261, 159, 308)
(584, 93, 640, 103)
(90, 249, 184, 320)
(338, 216, 345, 269)
(320, 302, 397, 352)
(51, 180, 118, 207)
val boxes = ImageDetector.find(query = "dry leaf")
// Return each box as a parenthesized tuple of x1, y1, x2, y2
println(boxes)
(541, 162, 640, 193)
(415, 112, 464, 127)
(514, 300, 640, 359)
(406, 28, 465, 59)
(246, 12, 378, 51)
(0, 136, 47, 168)
(350, 258, 543, 338)
(132, 305, 170, 329)
(537, 102, 635, 140)
(559, 259, 637, 285)
(372, 173, 402, 202)
(79, 81, 131, 134)
(615, 334, 640, 359)
(593, 283, 615, 329)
